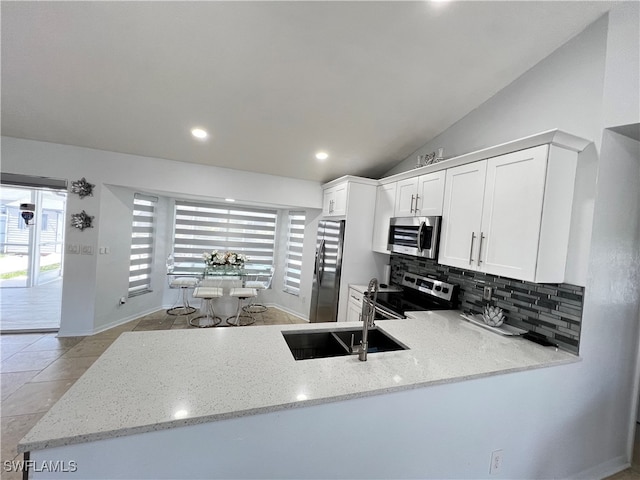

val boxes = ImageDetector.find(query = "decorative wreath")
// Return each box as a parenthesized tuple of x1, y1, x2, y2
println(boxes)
(70, 210, 94, 231)
(70, 177, 95, 198)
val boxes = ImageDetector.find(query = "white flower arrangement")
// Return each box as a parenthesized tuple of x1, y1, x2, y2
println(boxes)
(202, 250, 247, 267)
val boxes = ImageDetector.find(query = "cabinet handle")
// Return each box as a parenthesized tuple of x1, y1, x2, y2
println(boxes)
(329, 200, 334, 213)
(478, 233, 486, 265)
(468, 232, 476, 265)
(414, 194, 420, 212)
(410, 194, 415, 213)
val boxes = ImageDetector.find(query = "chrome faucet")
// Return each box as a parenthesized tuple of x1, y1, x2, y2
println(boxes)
(359, 277, 379, 361)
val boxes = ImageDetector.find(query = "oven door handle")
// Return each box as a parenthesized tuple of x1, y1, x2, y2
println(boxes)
(374, 304, 404, 320)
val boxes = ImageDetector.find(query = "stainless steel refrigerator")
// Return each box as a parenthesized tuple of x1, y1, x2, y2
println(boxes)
(309, 219, 345, 323)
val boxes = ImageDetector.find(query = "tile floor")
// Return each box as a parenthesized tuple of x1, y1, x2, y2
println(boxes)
(0, 307, 304, 479)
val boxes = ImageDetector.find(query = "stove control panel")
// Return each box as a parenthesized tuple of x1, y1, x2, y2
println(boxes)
(401, 272, 457, 302)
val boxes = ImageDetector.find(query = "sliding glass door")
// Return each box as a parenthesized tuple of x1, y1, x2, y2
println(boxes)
(0, 184, 66, 331)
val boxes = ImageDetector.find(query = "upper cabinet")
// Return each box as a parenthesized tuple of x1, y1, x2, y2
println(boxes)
(322, 182, 348, 217)
(439, 144, 577, 283)
(394, 171, 445, 217)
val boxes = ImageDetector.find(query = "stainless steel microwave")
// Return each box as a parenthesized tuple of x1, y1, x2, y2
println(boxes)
(388, 216, 441, 259)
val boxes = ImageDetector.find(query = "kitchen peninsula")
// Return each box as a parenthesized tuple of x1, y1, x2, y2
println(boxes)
(19, 311, 576, 479)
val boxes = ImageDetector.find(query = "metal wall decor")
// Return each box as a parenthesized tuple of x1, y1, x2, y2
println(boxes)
(70, 210, 94, 231)
(416, 147, 445, 168)
(70, 177, 95, 198)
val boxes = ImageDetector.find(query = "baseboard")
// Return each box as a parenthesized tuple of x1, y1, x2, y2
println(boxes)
(57, 303, 308, 337)
(265, 303, 309, 322)
(57, 306, 162, 337)
(567, 455, 629, 479)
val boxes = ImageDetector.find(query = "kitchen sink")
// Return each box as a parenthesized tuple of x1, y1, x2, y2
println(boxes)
(332, 328, 407, 354)
(282, 327, 407, 361)
(282, 331, 351, 360)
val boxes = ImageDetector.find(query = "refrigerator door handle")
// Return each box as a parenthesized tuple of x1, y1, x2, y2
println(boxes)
(318, 240, 326, 284)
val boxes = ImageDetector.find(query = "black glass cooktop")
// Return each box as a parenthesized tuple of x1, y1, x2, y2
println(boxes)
(373, 291, 453, 316)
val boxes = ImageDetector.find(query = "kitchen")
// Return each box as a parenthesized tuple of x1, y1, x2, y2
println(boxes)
(1, 1, 639, 479)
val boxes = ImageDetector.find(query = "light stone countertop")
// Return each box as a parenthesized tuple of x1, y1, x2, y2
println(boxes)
(19, 310, 578, 453)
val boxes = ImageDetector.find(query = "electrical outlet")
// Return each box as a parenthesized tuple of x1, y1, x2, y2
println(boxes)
(483, 286, 493, 301)
(490, 449, 503, 474)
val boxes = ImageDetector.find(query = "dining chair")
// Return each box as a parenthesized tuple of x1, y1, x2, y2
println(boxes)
(166, 276, 198, 316)
(243, 267, 275, 314)
(190, 278, 223, 328)
(227, 287, 258, 326)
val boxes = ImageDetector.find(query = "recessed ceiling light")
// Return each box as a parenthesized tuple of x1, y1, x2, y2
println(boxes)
(315, 151, 329, 161)
(225, 198, 235, 202)
(191, 128, 208, 140)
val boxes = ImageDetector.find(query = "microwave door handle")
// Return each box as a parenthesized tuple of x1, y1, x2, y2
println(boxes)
(417, 222, 425, 253)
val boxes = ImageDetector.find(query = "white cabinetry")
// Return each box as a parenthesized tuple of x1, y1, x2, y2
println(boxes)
(394, 171, 445, 217)
(439, 144, 577, 283)
(345, 287, 364, 323)
(320, 176, 384, 322)
(372, 183, 397, 253)
(322, 183, 348, 217)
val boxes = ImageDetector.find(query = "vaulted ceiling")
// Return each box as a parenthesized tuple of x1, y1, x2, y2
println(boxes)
(1, 1, 613, 182)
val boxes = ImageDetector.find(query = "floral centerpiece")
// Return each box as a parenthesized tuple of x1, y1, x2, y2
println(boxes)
(203, 250, 247, 267)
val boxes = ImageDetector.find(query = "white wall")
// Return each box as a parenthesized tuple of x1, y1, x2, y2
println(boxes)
(1, 138, 323, 335)
(380, 6, 640, 476)
(601, 2, 640, 130)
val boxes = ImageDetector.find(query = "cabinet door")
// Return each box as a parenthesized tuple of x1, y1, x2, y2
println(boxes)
(416, 171, 446, 216)
(478, 145, 548, 281)
(439, 161, 487, 269)
(346, 299, 362, 322)
(322, 188, 334, 216)
(394, 178, 419, 216)
(372, 183, 397, 253)
(331, 183, 348, 216)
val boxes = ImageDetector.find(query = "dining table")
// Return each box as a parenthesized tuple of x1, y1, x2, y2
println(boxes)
(166, 263, 273, 324)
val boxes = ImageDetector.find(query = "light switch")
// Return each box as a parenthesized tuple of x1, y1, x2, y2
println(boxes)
(67, 244, 80, 254)
(81, 245, 94, 255)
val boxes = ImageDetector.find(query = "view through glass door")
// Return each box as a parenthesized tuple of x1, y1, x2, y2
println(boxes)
(0, 185, 66, 332)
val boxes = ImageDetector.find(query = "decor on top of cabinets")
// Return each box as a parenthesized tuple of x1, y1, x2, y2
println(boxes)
(438, 143, 579, 283)
(70, 177, 94, 198)
(416, 148, 445, 168)
(70, 210, 94, 231)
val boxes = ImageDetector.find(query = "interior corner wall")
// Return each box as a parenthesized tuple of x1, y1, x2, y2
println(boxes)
(93, 185, 171, 333)
(260, 208, 321, 320)
(602, 1, 640, 129)
(1, 137, 323, 336)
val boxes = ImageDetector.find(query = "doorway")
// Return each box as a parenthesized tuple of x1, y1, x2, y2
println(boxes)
(0, 184, 66, 332)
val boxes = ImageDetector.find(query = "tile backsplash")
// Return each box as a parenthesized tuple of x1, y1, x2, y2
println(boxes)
(390, 254, 584, 354)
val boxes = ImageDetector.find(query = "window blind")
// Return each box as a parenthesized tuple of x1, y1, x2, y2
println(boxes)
(128, 193, 158, 296)
(284, 211, 305, 295)
(173, 200, 277, 273)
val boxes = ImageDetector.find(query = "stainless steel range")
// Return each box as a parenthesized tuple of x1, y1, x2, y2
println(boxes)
(366, 272, 459, 320)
